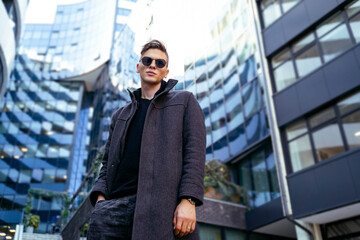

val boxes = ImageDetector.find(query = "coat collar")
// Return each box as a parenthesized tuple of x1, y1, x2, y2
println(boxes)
(127, 79, 178, 103)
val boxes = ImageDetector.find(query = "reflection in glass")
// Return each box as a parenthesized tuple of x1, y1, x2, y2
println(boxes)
(316, 12, 344, 38)
(272, 49, 291, 68)
(349, 13, 360, 43)
(295, 44, 322, 77)
(43, 169, 56, 183)
(319, 24, 352, 62)
(223, 71, 240, 100)
(274, 60, 296, 91)
(313, 124, 345, 161)
(261, 0, 281, 28)
(238, 159, 252, 205)
(239, 56, 256, 86)
(338, 91, 360, 115)
(309, 107, 335, 128)
(8, 169, 19, 182)
(0, 169, 9, 182)
(211, 106, 227, 143)
(199, 224, 222, 240)
(246, 111, 267, 145)
(252, 150, 271, 207)
(225, 229, 246, 240)
(242, 80, 261, 118)
(286, 119, 307, 141)
(18, 169, 31, 183)
(229, 125, 246, 156)
(222, 49, 238, 77)
(208, 63, 222, 91)
(209, 85, 224, 112)
(346, 0, 360, 18)
(226, 93, 244, 132)
(342, 110, 360, 150)
(266, 151, 280, 199)
(213, 136, 229, 161)
(282, 0, 300, 13)
(289, 134, 315, 172)
(32, 168, 43, 182)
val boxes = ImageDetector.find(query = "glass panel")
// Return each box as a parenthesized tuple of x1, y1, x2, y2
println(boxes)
(238, 158, 252, 206)
(338, 91, 360, 115)
(32, 168, 43, 182)
(349, 13, 360, 43)
(8, 169, 19, 182)
(225, 229, 246, 240)
(43, 169, 56, 183)
(293, 33, 316, 53)
(319, 24, 353, 62)
(252, 150, 271, 207)
(55, 169, 67, 183)
(282, 0, 300, 13)
(272, 49, 291, 68)
(286, 119, 307, 140)
(199, 224, 222, 240)
(346, 0, 360, 17)
(289, 134, 315, 172)
(242, 80, 262, 118)
(211, 105, 227, 143)
(309, 107, 335, 128)
(229, 125, 247, 156)
(261, 0, 281, 28)
(274, 60, 296, 91)
(295, 44, 322, 77)
(316, 12, 344, 38)
(266, 151, 280, 199)
(51, 198, 62, 210)
(213, 136, 229, 161)
(226, 93, 244, 132)
(246, 111, 267, 145)
(209, 85, 224, 112)
(18, 169, 31, 183)
(0, 169, 8, 182)
(313, 124, 345, 161)
(342, 110, 360, 150)
(223, 71, 240, 100)
(239, 56, 256, 86)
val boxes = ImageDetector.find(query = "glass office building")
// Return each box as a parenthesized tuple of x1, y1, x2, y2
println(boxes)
(0, 0, 28, 102)
(0, 0, 116, 233)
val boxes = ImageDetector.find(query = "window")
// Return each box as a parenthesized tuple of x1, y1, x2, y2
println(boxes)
(260, 0, 300, 28)
(271, 1, 360, 92)
(286, 90, 360, 172)
(235, 142, 280, 208)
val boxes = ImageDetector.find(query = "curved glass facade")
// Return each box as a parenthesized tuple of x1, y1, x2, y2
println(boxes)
(19, 0, 115, 80)
(0, 0, 117, 233)
(178, 0, 269, 162)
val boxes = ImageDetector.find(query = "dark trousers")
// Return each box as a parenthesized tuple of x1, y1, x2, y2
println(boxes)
(87, 194, 136, 240)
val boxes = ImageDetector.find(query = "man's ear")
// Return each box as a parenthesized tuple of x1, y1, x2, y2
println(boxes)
(136, 63, 140, 73)
(165, 69, 169, 78)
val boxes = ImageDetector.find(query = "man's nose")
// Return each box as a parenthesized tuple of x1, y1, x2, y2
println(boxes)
(149, 59, 156, 68)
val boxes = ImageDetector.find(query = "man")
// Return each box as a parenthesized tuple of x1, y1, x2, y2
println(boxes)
(87, 40, 206, 239)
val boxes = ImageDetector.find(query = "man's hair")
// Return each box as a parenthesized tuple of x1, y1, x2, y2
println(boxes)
(141, 39, 169, 66)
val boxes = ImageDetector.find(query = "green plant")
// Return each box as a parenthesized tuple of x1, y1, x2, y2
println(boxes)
(204, 159, 249, 206)
(28, 214, 40, 230)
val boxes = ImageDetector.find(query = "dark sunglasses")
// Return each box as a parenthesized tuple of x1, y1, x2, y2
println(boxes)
(140, 56, 167, 68)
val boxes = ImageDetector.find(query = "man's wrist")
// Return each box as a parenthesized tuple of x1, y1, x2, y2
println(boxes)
(182, 197, 196, 206)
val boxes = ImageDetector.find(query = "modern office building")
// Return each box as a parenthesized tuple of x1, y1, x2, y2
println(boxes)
(0, 0, 118, 235)
(0, 0, 28, 102)
(256, 0, 360, 239)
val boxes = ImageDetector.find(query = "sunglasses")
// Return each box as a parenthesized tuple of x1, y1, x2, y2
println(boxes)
(140, 57, 167, 68)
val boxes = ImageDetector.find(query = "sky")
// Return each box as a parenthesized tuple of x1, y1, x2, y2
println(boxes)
(24, 0, 229, 78)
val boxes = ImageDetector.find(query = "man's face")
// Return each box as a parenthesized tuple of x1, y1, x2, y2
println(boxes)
(137, 48, 169, 86)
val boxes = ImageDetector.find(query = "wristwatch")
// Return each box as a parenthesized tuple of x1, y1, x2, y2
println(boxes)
(186, 198, 196, 205)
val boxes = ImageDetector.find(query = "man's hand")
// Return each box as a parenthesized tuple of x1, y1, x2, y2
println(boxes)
(96, 194, 105, 204)
(173, 199, 196, 238)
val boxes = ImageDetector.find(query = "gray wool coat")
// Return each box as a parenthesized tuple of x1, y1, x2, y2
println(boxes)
(89, 79, 206, 240)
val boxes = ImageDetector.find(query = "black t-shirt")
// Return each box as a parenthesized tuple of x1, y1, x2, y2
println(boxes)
(109, 98, 151, 199)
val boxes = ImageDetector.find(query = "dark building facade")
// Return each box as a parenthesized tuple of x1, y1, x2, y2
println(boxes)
(256, 0, 360, 239)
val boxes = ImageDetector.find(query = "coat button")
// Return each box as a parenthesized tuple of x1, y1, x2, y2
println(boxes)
(111, 164, 114, 167)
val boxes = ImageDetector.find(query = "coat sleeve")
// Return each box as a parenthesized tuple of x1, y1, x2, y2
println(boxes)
(89, 108, 121, 206)
(178, 92, 206, 206)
